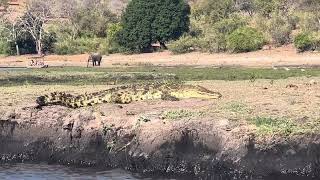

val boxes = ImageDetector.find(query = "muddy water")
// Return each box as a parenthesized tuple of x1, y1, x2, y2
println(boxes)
(0, 164, 169, 180)
(0, 164, 316, 180)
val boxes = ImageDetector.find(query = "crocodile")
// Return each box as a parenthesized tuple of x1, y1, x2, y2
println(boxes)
(36, 83, 222, 108)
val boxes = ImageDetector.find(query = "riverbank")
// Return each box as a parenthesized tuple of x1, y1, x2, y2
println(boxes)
(1, 45, 320, 68)
(1, 66, 320, 179)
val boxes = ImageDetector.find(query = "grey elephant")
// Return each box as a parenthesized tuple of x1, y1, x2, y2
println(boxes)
(87, 53, 102, 67)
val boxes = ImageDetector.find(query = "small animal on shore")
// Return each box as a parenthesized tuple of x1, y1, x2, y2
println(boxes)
(87, 53, 102, 67)
(36, 83, 222, 108)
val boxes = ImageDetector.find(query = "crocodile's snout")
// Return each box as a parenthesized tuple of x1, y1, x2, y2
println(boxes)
(36, 96, 46, 106)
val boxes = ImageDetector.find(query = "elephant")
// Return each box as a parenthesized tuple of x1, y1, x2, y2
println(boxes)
(87, 53, 102, 67)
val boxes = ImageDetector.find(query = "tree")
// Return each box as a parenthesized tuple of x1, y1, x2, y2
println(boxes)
(152, 0, 190, 49)
(70, 4, 118, 38)
(118, 0, 190, 52)
(0, 18, 23, 55)
(0, 3, 23, 55)
(117, 0, 155, 52)
(18, 0, 52, 55)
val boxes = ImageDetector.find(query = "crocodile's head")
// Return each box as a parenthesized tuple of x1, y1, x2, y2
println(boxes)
(169, 85, 222, 99)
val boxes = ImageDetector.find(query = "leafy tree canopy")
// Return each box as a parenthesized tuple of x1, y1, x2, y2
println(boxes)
(118, 0, 190, 52)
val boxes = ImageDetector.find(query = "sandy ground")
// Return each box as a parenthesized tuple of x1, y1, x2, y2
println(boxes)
(1, 45, 320, 68)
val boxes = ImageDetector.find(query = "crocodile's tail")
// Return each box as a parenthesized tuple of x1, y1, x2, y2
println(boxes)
(36, 91, 111, 108)
(36, 92, 74, 107)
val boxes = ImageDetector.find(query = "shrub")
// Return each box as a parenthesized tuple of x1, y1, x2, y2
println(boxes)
(53, 38, 106, 55)
(312, 32, 320, 50)
(197, 31, 230, 53)
(106, 23, 123, 54)
(42, 31, 57, 54)
(70, 5, 118, 38)
(213, 15, 247, 35)
(193, 15, 247, 53)
(207, 15, 247, 52)
(168, 35, 196, 54)
(0, 40, 11, 55)
(227, 27, 265, 53)
(294, 32, 313, 52)
(268, 16, 292, 46)
(97, 40, 109, 55)
(298, 12, 320, 32)
(192, 0, 235, 24)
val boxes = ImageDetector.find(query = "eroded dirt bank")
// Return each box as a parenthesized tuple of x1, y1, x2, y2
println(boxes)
(1, 98, 320, 180)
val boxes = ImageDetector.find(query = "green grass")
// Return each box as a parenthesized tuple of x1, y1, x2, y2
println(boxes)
(1, 66, 320, 86)
(250, 117, 297, 136)
(225, 101, 250, 113)
(161, 109, 205, 120)
(249, 116, 320, 136)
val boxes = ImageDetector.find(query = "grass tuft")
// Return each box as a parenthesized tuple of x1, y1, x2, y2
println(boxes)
(162, 109, 205, 120)
(250, 117, 297, 136)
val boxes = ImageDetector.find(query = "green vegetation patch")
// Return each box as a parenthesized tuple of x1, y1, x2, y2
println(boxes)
(227, 27, 265, 53)
(1, 66, 320, 86)
(225, 101, 250, 114)
(162, 109, 205, 120)
(250, 117, 297, 136)
(249, 116, 320, 136)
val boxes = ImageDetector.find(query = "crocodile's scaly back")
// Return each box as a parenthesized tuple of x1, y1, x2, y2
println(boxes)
(36, 83, 222, 108)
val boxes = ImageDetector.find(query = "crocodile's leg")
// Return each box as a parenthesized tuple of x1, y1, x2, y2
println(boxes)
(161, 93, 179, 101)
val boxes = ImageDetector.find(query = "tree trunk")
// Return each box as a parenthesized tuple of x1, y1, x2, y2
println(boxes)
(36, 40, 42, 55)
(15, 42, 20, 56)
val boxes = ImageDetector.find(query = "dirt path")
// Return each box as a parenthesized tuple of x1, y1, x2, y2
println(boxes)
(1, 45, 320, 68)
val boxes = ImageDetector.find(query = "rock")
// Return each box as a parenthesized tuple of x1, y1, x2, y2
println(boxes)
(2, 109, 18, 121)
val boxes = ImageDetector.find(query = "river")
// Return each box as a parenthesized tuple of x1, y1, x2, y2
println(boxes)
(0, 163, 316, 180)
(0, 164, 172, 180)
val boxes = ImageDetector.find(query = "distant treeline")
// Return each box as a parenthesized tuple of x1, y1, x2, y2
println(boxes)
(0, 0, 319, 55)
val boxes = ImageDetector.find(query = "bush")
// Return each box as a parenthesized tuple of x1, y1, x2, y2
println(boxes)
(294, 32, 313, 52)
(192, 0, 235, 24)
(97, 40, 109, 55)
(268, 16, 292, 46)
(42, 31, 57, 54)
(298, 12, 320, 32)
(312, 32, 320, 50)
(168, 35, 196, 54)
(197, 33, 224, 53)
(227, 27, 265, 53)
(53, 38, 107, 55)
(192, 15, 247, 53)
(0, 40, 11, 55)
(70, 5, 118, 38)
(106, 23, 123, 54)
